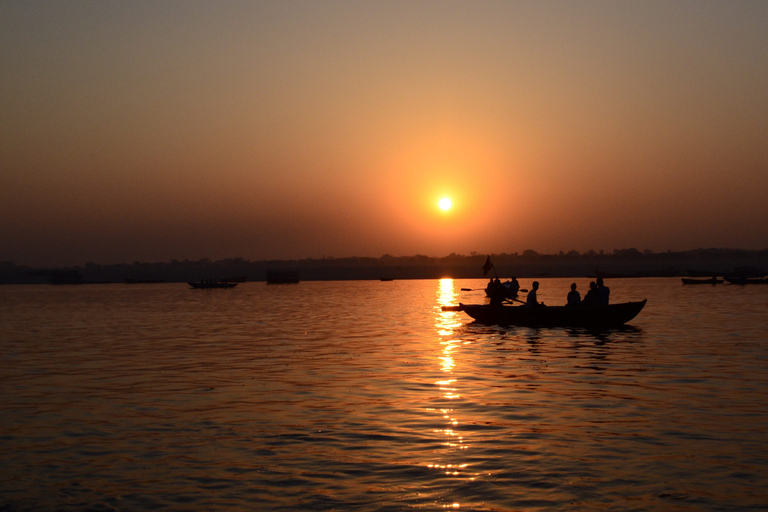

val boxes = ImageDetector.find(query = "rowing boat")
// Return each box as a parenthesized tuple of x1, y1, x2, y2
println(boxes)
(723, 277, 768, 285)
(442, 300, 647, 327)
(188, 281, 238, 289)
(681, 277, 723, 285)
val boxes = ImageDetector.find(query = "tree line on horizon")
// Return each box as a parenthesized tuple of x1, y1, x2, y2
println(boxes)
(3, 247, 767, 272)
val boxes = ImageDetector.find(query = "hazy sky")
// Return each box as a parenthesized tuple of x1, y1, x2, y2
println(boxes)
(2, 1, 767, 266)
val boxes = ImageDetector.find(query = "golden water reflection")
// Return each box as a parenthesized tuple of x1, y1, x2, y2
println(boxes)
(430, 278, 474, 503)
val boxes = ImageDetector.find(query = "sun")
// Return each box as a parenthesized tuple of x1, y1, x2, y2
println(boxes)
(438, 197, 452, 211)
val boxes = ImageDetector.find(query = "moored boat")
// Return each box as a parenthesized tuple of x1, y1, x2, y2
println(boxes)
(220, 276, 247, 283)
(723, 277, 768, 285)
(442, 300, 647, 327)
(681, 277, 723, 285)
(188, 280, 238, 289)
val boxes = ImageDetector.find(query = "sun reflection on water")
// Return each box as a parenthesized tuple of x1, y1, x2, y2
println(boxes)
(429, 278, 475, 503)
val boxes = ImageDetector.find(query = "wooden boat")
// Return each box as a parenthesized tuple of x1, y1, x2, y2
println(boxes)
(681, 277, 723, 285)
(723, 277, 768, 285)
(188, 280, 238, 289)
(220, 276, 247, 283)
(686, 269, 726, 278)
(723, 266, 767, 284)
(442, 300, 647, 327)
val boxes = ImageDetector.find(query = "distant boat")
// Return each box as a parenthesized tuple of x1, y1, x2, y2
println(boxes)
(686, 269, 725, 278)
(442, 300, 647, 327)
(49, 270, 83, 285)
(266, 271, 299, 284)
(220, 276, 247, 283)
(188, 280, 238, 289)
(723, 277, 768, 285)
(681, 277, 723, 285)
(723, 266, 767, 284)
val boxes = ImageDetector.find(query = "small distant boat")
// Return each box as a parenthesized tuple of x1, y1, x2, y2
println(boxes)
(442, 300, 647, 327)
(681, 277, 723, 285)
(723, 277, 768, 285)
(220, 276, 247, 283)
(723, 266, 767, 284)
(686, 269, 726, 278)
(49, 271, 83, 285)
(188, 280, 238, 289)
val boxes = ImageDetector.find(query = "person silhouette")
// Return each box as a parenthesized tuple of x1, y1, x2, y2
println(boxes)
(582, 281, 598, 306)
(596, 277, 610, 305)
(526, 281, 543, 307)
(567, 282, 581, 306)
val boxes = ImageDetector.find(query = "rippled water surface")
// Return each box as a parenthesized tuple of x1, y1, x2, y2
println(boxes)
(2, 278, 768, 511)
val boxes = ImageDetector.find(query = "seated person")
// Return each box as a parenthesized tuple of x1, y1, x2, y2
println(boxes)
(526, 281, 544, 307)
(581, 281, 599, 306)
(566, 283, 581, 306)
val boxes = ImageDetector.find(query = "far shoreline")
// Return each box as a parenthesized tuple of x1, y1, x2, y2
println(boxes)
(2, 248, 766, 285)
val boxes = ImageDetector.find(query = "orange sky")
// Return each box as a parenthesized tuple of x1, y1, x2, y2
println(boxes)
(2, 1, 767, 266)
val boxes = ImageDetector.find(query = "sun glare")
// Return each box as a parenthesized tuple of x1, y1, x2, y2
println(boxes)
(439, 197, 452, 211)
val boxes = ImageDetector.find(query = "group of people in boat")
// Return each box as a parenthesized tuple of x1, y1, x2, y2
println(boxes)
(488, 276, 610, 307)
(486, 277, 520, 305)
(565, 277, 610, 307)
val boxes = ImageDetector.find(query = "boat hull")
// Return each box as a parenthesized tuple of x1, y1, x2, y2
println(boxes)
(724, 277, 768, 285)
(681, 278, 723, 285)
(188, 282, 238, 289)
(448, 300, 647, 327)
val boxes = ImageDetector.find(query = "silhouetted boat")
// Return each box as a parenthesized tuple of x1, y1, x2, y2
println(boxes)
(681, 277, 723, 285)
(442, 300, 647, 327)
(686, 269, 725, 278)
(723, 266, 767, 284)
(723, 277, 768, 285)
(49, 271, 83, 285)
(220, 276, 247, 283)
(188, 280, 238, 289)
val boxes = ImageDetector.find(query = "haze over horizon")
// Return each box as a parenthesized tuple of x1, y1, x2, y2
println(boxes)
(3, 1, 767, 267)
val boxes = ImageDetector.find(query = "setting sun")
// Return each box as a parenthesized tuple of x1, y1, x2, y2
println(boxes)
(439, 197, 452, 211)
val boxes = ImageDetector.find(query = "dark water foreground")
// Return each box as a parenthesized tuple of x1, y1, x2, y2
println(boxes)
(1, 278, 767, 511)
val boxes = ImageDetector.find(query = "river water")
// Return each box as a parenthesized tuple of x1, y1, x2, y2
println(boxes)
(1, 278, 767, 511)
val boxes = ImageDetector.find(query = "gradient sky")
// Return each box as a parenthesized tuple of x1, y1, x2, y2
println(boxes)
(2, 1, 767, 266)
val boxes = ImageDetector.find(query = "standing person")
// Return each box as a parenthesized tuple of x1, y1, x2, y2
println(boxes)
(567, 283, 581, 306)
(526, 281, 542, 307)
(582, 281, 598, 306)
(596, 277, 610, 305)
